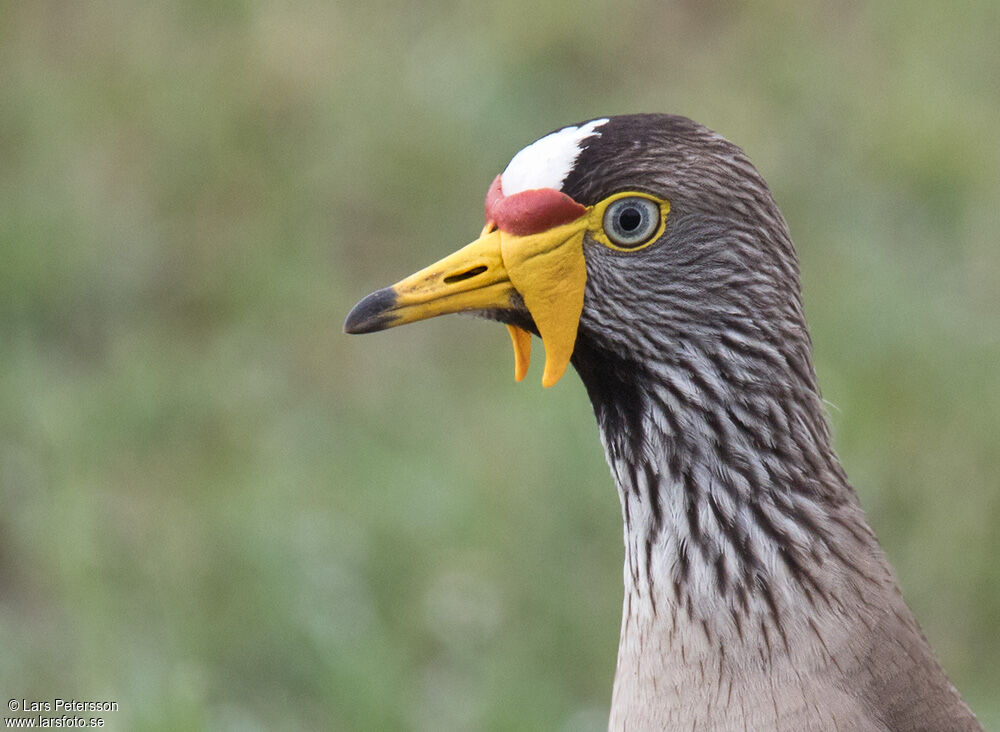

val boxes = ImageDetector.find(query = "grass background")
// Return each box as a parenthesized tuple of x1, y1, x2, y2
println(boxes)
(1, 1, 998, 729)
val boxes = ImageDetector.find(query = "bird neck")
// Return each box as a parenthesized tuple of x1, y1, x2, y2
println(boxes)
(572, 332, 897, 661)
(571, 334, 980, 729)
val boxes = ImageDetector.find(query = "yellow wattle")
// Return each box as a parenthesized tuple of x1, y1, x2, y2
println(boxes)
(506, 325, 532, 382)
(500, 221, 588, 388)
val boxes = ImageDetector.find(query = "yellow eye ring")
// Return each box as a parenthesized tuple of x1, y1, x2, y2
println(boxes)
(587, 191, 670, 252)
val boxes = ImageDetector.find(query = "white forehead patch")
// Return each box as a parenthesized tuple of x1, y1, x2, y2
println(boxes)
(500, 118, 609, 196)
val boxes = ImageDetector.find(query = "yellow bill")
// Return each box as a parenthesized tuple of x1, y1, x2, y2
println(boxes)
(343, 217, 590, 387)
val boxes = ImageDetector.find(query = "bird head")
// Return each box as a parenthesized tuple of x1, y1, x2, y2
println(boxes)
(345, 114, 808, 403)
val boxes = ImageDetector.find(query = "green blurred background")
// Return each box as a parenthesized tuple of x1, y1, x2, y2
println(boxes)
(1, 1, 998, 729)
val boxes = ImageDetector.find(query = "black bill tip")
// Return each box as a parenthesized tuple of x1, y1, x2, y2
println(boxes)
(344, 287, 398, 334)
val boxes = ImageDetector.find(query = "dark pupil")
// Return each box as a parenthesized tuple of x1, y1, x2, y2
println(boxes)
(618, 206, 642, 232)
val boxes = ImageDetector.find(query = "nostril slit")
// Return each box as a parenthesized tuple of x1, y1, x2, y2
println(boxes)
(443, 265, 488, 285)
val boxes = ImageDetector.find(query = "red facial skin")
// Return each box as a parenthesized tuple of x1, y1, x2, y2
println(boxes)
(484, 175, 586, 236)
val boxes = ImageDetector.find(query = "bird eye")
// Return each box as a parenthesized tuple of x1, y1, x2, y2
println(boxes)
(602, 197, 661, 249)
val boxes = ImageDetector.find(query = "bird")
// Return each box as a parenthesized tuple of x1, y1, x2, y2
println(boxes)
(344, 114, 982, 731)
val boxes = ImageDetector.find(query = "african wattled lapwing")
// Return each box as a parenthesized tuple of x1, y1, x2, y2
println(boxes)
(345, 114, 981, 731)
